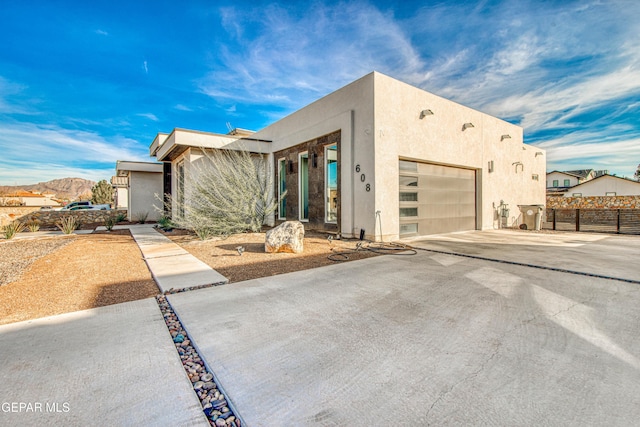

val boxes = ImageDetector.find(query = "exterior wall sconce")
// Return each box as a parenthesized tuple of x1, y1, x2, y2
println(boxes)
(488, 160, 494, 173)
(512, 161, 523, 173)
(535, 152, 543, 157)
(288, 160, 293, 173)
(501, 134, 511, 141)
(462, 122, 474, 130)
(312, 152, 318, 168)
(420, 109, 434, 118)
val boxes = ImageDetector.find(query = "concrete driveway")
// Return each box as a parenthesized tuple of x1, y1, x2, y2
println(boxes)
(169, 230, 640, 426)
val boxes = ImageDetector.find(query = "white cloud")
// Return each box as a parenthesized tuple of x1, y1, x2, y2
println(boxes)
(143, 60, 149, 74)
(0, 122, 151, 185)
(174, 104, 192, 112)
(95, 29, 109, 36)
(201, 2, 423, 108)
(137, 112, 159, 121)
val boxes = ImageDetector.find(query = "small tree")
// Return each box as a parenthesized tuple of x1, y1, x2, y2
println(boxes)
(91, 179, 114, 205)
(167, 146, 281, 237)
(635, 164, 640, 182)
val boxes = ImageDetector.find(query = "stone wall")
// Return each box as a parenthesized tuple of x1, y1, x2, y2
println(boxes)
(547, 195, 640, 209)
(272, 130, 341, 232)
(0, 207, 127, 228)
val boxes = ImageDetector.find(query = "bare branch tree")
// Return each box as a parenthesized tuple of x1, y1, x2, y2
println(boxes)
(167, 146, 282, 238)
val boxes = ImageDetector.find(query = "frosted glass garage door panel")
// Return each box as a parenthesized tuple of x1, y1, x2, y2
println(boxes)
(399, 161, 476, 236)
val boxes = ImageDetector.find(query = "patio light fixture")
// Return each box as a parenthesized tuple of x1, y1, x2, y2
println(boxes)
(462, 122, 474, 130)
(420, 109, 434, 118)
(501, 134, 511, 141)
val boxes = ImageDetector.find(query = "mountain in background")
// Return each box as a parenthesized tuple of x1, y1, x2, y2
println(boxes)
(0, 178, 96, 200)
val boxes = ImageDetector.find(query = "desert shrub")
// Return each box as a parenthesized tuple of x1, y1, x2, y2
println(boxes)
(115, 212, 127, 223)
(104, 215, 117, 231)
(2, 221, 25, 239)
(193, 226, 213, 240)
(57, 216, 79, 234)
(27, 219, 41, 232)
(134, 211, 149, 224)
(157, 215, 173, 230)
(167, 146, 281, 237)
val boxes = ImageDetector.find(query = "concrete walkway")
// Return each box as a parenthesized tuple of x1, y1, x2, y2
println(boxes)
(124, 225, 228, 293)
(0, 298, 209, 426)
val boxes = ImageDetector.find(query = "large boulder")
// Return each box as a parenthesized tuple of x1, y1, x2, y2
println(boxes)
(265, 221, 304, 254)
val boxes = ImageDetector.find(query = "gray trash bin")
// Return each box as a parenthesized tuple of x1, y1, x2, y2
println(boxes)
(517, 205, 544, 230)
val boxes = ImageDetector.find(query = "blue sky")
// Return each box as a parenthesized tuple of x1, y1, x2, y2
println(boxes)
(1, 0, 639, 185)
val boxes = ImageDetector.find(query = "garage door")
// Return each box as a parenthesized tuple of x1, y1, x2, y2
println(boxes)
(399, 160, 476, 236)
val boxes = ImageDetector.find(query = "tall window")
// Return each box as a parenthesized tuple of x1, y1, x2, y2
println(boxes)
(299, 152, 309, 221)
(325, 144, 338, 223)
(278, 158, 286, 219)
(176, 160, 185, 218)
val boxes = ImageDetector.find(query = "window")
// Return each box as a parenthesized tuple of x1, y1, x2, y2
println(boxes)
(399, 176, 418, 187)
(325, 144, 338, 223)
(399, 192, 418, 202)
(400, 207, 418, 217)
(400, 223, 418, 235)
(564, 179, 571, 187)
(278, 158, 286, 219)
(399, 160, 418, 172)
(299, 152, 309, 221)
(176, 160, 185, 218)
(552, 180, 558, 187)
(606, 192, 616, 196)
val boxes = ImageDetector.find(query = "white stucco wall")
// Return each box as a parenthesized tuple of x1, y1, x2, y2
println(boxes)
(371, 73, 545, 240)
(129, 171, 163, 221)
(115, 187, 128, 209)
(253, 74, 376, 238)
(564, 176, 640, 197)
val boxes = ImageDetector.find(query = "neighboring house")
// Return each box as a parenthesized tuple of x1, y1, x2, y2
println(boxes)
(110, 175, 128, 209)
(114, 161, 164, 221)
(0, 190, 60, 207)
(564, 174, 640, 197)
(149, 72, 546, 241)
(546, 169, 610, 194)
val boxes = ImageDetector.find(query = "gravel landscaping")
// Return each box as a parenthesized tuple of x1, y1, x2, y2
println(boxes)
(0, 236, 76, 286)
(157, 295, 241, 427)
(0, 231, 158, 325)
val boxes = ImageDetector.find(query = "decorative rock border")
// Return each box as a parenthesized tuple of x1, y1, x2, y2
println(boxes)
(156, 294, 241, 427)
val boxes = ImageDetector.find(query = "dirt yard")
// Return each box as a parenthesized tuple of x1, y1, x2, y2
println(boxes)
(0, 231, 158, 326)
(1, 228, 381, 325)
(166, 231, 381, 283)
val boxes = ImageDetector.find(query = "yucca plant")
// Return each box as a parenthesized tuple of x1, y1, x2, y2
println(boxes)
(115, 212, 127, 223)
(134, 211, 149, 224)
(27, 219, 41, 232)
(57, 216, 79, 234)
(2, 221, 25, 239)
(104, 215, 117, 231)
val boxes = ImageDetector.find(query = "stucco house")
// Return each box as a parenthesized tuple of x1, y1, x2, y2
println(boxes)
(150, 72, 546, 241)
(114, 161, 164, 221)
(564, 174, 640, 197)
(0, 190, 60, 207)
(546, 169, 610, 194)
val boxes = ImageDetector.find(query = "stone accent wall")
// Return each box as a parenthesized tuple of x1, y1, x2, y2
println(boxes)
(273, 130, 341, 232)
(0, 207, 127, 228)
(547, 195, 640, 209)
(0, 206, 41, 227)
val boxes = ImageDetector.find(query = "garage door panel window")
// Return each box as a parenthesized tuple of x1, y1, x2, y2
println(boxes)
(399, 160, 476, 236)
(399, 176, 418, 187)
